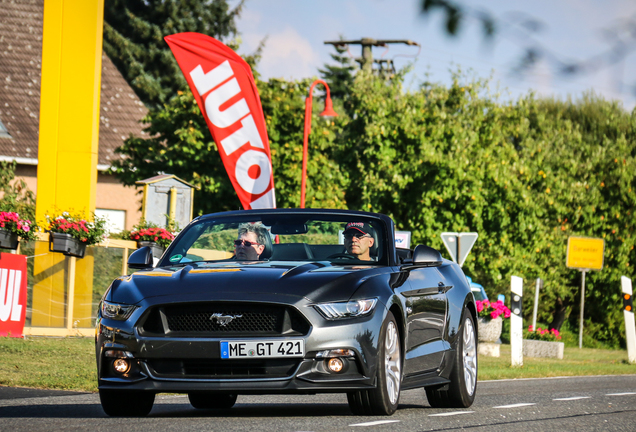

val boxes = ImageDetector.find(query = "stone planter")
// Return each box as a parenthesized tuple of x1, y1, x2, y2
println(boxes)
(0, 228, 18, 250)
(49, 232, 87, 258)
(137, 241, 164, 259)
(477, 317, 503, 357)
(523, 339, 564, 359)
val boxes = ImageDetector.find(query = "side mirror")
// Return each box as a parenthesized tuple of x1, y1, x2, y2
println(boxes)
(128, 246, 153, 269)
(411, 245, 442, 267)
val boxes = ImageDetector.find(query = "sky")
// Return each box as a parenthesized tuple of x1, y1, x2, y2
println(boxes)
(229, 0, 636, 110)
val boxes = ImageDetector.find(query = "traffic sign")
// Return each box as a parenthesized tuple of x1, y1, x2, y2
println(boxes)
(566, 236, 604, 270)
(440, 232, 478, 267)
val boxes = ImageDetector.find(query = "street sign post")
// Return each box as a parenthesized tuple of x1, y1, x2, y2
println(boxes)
(440, 232, 478, 267)
(621, 276, 636, 364)
(510, 276, 523, 367)
(566, 236, 605, 349)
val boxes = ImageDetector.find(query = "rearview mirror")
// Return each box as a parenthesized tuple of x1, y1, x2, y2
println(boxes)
(128, 247, 153, 269)
(270, 224, 308, 235)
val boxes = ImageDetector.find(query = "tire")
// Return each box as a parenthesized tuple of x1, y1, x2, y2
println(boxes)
(188, 392, 238, 409)
(426, 310, 477, 408)
(348, 311, 402, 416)
(99, 389, 155, 417)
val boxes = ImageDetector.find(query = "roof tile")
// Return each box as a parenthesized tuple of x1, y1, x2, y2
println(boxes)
(0, 0, 147, 166)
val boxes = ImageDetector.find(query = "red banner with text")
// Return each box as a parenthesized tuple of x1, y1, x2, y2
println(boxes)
(0, 253, 28, 338)
(165, 32, 276, 209)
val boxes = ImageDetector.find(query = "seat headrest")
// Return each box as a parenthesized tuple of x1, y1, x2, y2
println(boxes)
(260, 233, 273, 260)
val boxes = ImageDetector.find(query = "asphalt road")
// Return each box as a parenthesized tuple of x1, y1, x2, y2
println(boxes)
(1, 375, 635, 431)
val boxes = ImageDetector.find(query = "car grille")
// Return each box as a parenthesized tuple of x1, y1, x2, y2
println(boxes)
(139, 302, 311, 337)
(146, 358, 300, 379)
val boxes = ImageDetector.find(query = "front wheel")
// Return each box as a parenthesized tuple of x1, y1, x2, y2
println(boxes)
(426, 310, 477, 408)
(348, 310, 402, 415)
(99, 389, 155, 417)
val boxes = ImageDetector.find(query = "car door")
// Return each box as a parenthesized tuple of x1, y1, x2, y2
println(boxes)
(397, 266, 450, 375)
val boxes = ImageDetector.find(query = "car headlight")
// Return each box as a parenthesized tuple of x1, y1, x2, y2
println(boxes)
(314, 299, 377, 320)
(100, 300, 138, 320)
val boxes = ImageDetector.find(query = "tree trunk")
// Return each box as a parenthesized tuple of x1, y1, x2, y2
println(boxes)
(549, 297, 571, 331)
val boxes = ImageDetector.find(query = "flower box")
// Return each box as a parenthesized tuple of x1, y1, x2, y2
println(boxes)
(477, 316, 502, 357)
(0, 228, 19, 250)
(478, 316, 502, 343)
(49, 233, 87, 258)
(137, 241, 164, 259)
(523, 339, 564, 359)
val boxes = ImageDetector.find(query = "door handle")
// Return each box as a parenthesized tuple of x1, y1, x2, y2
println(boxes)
(438, 282, 453, 293)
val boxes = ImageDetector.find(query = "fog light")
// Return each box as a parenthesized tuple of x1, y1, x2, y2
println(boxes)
(327, 357, 344, 373)
(112, 358, 130, 374)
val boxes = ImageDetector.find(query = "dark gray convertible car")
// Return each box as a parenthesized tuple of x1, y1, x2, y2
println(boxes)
(96, 209, 477, 416)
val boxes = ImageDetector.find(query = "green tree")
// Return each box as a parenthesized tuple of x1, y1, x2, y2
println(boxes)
(339, 70, 636, 347)
(103, 0, 243, 108)
(319, 42, 356, 101)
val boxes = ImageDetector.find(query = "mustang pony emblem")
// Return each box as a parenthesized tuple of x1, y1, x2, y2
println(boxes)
(210, 313, 243, 326)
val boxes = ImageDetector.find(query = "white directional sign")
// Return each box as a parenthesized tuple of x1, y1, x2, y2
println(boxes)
(621, 276, 636, 364)
(440, 232, 478, 267)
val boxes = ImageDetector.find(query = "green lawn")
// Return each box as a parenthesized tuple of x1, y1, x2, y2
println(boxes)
(479, 344, 636, 380)
(1, 337, 635, 392)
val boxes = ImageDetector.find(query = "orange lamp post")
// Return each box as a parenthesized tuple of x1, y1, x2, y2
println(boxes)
(300, 79, 338, 208)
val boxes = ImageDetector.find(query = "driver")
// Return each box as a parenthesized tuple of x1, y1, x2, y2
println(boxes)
(343, 222, 375, 261)
(235, 222, 268, 260)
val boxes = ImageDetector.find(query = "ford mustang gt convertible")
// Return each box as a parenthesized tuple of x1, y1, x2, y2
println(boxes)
(96, 209, 478, 416)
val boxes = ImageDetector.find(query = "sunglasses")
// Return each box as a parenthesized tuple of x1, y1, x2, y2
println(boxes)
(344, 233, 371, 240)
(234, 239, 262, 247)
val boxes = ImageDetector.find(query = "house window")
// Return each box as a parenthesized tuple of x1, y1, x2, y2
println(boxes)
(0, 118, 11, 139)
(95, 209, 126, 234)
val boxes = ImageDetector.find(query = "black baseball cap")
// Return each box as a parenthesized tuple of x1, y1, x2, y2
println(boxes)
(343, 222, 374, 236)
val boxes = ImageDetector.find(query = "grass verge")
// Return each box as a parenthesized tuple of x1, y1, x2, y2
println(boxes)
(479, 344, 636, 380)
(0, 337, 96, 392)
(1, 337, 635, 392)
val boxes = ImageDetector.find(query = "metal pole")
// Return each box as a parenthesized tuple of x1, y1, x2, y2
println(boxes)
(532, 278, 541, 330)
(65, 256, 76, 331)
(579, 270, 586, 349)
(300, 86, 314, 208)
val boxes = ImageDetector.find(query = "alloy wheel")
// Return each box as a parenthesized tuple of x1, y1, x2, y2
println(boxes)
(384, 320, 401, 404)
(462, 317, 477, 396)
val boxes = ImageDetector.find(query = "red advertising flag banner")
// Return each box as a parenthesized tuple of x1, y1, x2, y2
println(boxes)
(165, 32, 276, 209)
(0, 253, 28, 338)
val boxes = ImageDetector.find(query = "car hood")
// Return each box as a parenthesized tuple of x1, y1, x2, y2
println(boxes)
(106, 261, 390, 306)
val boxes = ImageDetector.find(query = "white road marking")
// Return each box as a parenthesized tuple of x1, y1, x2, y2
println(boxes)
(493, 403, 536, 409)
(428, 411, 475, 417)
(553, 396, 591, 401)
(350, 420, 401, 427)
(606, 392, 636, 396)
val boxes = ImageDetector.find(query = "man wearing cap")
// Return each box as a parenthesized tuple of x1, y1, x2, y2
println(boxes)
(343, 222, 375, 261)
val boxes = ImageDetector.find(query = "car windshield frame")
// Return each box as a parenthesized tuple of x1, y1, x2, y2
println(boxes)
(157, 210, 394, 267)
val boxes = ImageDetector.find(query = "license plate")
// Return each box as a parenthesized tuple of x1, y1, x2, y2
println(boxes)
(220, 340, 305, 359)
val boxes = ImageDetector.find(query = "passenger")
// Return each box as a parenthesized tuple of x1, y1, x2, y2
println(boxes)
(235, 222, 268, 260)
(343, 222, 375, 261)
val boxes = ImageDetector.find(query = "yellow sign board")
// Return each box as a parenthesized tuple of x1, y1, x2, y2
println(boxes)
(566, 237, 605, 270)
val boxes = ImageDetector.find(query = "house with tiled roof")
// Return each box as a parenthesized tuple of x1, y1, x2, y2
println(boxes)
(0, 0, 147, 231)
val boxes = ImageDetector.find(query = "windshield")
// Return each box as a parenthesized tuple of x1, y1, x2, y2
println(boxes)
(159, 213, 387, 266)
